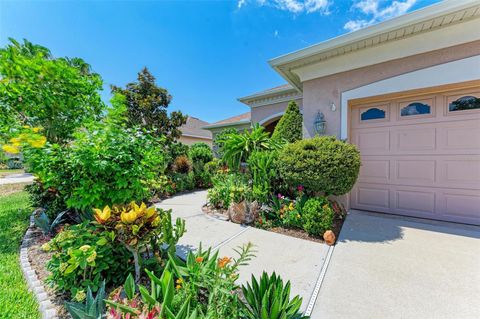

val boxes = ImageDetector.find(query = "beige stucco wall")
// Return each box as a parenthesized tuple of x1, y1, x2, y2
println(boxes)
(208, 123, 252, 142)
(250, 98, 303, 126)
(300, 40, 480, 138)
(178, 135, 212, 147)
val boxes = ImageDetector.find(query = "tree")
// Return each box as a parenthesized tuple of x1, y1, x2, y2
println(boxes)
(271, 101, 303, 143)
(111, 67, 187, 143)
(0, 38, 105, 144)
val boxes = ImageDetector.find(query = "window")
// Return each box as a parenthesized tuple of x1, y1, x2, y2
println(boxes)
(361, 108, 386, 121)
(449, 96, 480, 112)
(401, 102, 431, 116)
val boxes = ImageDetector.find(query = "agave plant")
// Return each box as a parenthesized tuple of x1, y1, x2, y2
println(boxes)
(34, 210, 68, 236)
(221, 124, 283, 171)
(65, 281, 106, 319)
(241, 272, 309, 319)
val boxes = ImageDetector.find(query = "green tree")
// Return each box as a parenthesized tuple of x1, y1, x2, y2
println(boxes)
(271, 101, 303, 143)
(0, 38, 105, 143)
(111, 67, 187, 143)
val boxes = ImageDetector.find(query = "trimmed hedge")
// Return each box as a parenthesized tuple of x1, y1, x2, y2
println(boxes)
(271, 101, 302, 143)
(277, 136, 361, 196)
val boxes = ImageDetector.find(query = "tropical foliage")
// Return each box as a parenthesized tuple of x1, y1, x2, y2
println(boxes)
(221, 124, 282, 170)
(0, 38, 104, 144)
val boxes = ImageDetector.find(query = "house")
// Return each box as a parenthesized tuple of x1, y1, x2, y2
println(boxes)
(206, 0, 480, 225)
(179, 116, 213, 146)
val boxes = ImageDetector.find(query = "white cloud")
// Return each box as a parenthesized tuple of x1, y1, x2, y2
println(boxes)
(344, 0, 416, 32)
(237, 0, 330, 14)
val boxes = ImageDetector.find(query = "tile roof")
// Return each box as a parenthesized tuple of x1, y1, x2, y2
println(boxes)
(180, 116, 212, 139)
(204, 111, 251, 128)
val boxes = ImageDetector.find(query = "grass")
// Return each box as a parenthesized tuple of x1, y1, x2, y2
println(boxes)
(0, 190, 40, 318)
(0, 168, 24, 178)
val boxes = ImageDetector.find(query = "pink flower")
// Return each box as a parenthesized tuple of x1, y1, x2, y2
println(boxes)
(277, 193, 283, 199)
(297, 185, 304, 192)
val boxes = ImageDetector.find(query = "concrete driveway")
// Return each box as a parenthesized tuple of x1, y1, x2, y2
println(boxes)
(312, 210, 480, 319)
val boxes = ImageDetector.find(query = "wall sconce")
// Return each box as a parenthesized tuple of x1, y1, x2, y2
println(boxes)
(314, 111, 326, 135)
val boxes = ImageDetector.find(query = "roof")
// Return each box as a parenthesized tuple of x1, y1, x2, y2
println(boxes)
(269, 0, 480, 90)
(238, 83, 302, 108)
(180, 116, 212, 139)
(203, 111, 251, 130)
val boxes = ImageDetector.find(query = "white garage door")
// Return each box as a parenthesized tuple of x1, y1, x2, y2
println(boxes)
(350, 84, 480, 225)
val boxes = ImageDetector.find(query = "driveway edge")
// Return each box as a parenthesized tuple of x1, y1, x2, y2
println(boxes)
(304, 244, 335, 316)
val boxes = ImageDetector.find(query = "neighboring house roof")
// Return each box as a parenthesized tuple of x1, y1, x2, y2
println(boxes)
(180, 116, 212, 139)
(203, 111, 251, 130)
(269, 0, 480, 90)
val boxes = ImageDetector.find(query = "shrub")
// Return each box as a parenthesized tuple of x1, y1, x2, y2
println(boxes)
(222, 124, 283, 170)
(207, 173, 248, 209)
(169, 172, 195, 192)
(26, 125, 166, 213)
(302, 197, 334, 236)
(271, 100, 303, 143)
(188, 142, 213, 164)
(26, 181, 66, 219)
(43, 222, 133, 297)
(278, 136, 361, 196)
(213, 127, 237, 158)
(247, 150, 278, 204)
(167, 142, 189, 168)
(173, 155, 192, 174)
(189, 143, 214, 188)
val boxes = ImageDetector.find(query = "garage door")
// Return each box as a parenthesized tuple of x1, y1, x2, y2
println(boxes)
(349, 84, 480, 225)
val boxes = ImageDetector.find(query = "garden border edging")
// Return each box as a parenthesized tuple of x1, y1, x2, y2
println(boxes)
(19, 213, 58, 319)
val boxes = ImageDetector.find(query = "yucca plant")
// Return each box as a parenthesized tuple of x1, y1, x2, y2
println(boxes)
(65, 281, 106, 319)
(241, 272, 309, 319)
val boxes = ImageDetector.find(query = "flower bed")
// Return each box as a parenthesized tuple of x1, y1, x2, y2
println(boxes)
(206, 119, 361, 245)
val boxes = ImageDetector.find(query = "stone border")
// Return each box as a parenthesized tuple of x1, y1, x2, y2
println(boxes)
(19, 214, 58, 319)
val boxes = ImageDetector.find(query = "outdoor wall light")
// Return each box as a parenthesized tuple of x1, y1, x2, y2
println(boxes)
(314, 111, 326, 135)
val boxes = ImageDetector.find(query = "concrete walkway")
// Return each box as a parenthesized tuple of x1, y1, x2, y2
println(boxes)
(0, 173, 34, 185)
(312, 210, 480, 319)
(156, 190, 330, 312)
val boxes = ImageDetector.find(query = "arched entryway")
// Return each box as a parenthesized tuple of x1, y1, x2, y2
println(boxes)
(259, 112, 284, 136)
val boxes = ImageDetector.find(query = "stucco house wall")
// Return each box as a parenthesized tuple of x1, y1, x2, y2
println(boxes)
(301, 40, 480, 138)
(250, 98, 303, 125)
(178, 135, 212, 146)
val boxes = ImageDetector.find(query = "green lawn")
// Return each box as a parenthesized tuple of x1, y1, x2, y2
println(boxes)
(0, 168, 24, 178)
(0, 191, 40, 318)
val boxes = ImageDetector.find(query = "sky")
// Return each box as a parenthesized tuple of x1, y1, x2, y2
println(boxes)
(0, 0, 441, 123)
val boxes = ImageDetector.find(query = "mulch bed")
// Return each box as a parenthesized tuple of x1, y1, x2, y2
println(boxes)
(26, 227, 70, 319)
(202, 205, 346, 245)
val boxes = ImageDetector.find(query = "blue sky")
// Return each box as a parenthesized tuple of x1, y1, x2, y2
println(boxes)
(0, 0, 440, 123)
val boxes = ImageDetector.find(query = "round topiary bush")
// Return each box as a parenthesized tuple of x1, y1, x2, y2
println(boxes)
(277, 136, 361, 195)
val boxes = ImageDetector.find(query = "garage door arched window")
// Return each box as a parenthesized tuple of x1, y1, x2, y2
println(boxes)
(361, 107, 386, 121)
(449, 96, 480, 112)
(401, 102, 431, 116)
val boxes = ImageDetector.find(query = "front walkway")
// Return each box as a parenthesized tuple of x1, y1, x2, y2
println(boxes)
(0, 173, 34, 185)
(156, 190, 330, 313)
(312, 210, 480, 318)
